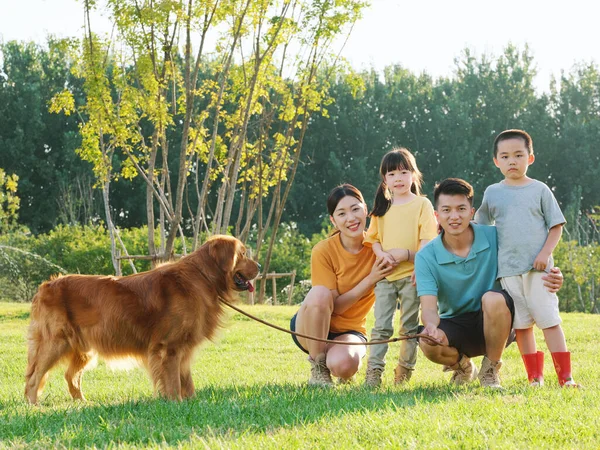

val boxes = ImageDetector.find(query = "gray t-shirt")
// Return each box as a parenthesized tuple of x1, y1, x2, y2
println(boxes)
(474, 179, 566, 278)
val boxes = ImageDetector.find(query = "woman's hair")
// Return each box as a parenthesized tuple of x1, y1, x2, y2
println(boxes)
(327, 184, 366, 216)
(371, 147, 423, 217)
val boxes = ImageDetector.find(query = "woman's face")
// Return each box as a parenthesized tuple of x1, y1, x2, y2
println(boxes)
(329, 195, 367, 238)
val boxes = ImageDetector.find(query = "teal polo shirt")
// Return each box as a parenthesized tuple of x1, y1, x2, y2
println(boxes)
(415, 223, 500, 318)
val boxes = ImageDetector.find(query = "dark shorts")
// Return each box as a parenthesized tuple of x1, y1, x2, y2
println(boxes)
(289, 313, 367, 354)
(419, 290, 515, 358)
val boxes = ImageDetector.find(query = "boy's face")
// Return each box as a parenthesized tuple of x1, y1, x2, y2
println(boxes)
(435, 194, 474, 237)
(494, 138, 535, 182)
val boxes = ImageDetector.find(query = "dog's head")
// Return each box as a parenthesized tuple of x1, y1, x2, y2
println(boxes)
(204, 235, 260, 293)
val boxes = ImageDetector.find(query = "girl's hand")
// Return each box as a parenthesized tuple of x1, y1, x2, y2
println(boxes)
(533, 251, 550, 271)
(368, 257, 394, 284)
(387, 248, 409, 263)
(410, 271, 416, 287)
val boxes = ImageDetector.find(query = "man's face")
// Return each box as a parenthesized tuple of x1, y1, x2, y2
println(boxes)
(435, 194, 474, 237)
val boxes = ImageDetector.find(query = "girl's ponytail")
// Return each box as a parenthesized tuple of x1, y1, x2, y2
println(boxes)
(370, 182, 392, 217)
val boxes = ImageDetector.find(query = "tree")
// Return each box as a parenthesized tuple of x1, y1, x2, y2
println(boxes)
(0, 39, 102, 232)
(51, 0, 367, 298)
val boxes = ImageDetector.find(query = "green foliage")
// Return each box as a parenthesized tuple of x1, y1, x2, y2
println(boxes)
(0, 224, 163, 302)
(0, 39, 100, 233)
(0, 242, 66, 302)
(555, 241, 600, 314)
(290, 46, 600, 235)
(0, 168, 20, 232)
(1, 303, 599, 448)
(255, 222, 312, 281)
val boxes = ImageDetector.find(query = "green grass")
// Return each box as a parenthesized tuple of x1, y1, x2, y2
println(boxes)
(1, 302, 598, 449)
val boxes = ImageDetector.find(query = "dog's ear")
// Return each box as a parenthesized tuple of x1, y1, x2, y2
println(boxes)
(207, 236, 238, 273)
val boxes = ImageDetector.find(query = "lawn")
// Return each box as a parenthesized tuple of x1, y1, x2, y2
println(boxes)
(1, 301, 598, 449)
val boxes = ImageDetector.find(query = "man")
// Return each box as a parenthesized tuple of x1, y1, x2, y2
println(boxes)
(414, 178, 563, 388)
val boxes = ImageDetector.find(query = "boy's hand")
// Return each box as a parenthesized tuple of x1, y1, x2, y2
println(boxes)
(411, 271, 416, 286)
(533, 251, 550, 271)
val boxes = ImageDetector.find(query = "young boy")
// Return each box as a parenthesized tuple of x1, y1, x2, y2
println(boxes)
(475, 129, 577, 387)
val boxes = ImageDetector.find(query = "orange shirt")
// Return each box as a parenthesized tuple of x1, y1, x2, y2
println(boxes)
(311, 233, 376, 335)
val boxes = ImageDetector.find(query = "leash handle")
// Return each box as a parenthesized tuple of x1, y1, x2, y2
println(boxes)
(220, 300, 445, 347)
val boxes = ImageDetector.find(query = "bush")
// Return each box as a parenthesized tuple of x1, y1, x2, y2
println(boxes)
(0, 220, 328, 303)
(0, 224, 177, 301)
(281, 279, 312, 305)
(248, 222, 331, 303)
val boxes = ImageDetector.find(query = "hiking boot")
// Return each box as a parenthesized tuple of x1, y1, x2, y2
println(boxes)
(338, 375, 356, 385)
(394, 365, 413, 385)
(364, 366, 384, 387)
(308, 353, 333, 387)
(478, 356, 503, 389)
(443, 355, 478, 385)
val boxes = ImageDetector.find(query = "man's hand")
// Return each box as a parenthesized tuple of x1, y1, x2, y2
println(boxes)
(533, 251, 550, 271)
(421, 324, 444, 346)
(542, 267, 563, 293)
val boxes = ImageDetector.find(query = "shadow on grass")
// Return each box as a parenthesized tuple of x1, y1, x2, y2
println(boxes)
(2, 383, 459, 447)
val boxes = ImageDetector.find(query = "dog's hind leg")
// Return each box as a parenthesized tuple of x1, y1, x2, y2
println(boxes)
(148, 345, 182, 401)
(180, 350, 195, 399)
(64, 351, 94, 401)
(25, 335, 70, 404)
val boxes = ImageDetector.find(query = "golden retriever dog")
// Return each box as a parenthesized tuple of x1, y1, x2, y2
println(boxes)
(24, 235, 259, 404)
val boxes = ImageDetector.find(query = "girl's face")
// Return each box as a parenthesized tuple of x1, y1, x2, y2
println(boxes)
(329, 195, 367, 238)
(384, 168, 414, 197)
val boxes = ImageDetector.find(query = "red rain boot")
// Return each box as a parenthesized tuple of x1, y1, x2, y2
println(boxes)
(551, 351, 579, 387)
(522, 351, 544, 386)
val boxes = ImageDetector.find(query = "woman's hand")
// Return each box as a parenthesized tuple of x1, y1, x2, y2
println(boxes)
(379, 252, 396, 267)
(368, 257, 394, 284)
(542, 267, 563, 293)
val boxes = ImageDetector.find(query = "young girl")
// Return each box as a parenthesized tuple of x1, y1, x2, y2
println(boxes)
(364, 148, 438, 387)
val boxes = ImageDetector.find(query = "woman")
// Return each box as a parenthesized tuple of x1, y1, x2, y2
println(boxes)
(290, 184, 411, 386)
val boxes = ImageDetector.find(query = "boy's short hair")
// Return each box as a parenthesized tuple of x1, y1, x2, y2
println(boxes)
(493, 129, 533, 157)
(434, 178, 474, 208)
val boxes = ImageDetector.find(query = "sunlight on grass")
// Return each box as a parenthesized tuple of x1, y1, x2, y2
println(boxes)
(1, 302, 598, 449)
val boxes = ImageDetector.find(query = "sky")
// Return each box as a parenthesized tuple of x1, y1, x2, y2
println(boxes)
(1, 0, 599, 92)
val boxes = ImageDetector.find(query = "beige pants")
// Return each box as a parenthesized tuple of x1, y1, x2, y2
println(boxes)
(368, 277, 419, 370)
(500, 271, 562, 329)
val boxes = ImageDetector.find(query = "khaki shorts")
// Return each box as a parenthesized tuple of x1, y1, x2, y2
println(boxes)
(500, 271, 562, 330)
